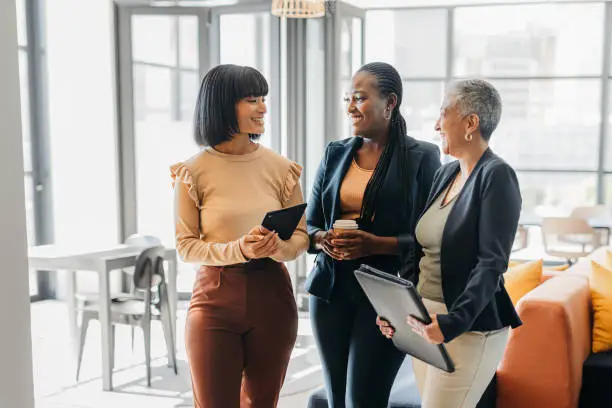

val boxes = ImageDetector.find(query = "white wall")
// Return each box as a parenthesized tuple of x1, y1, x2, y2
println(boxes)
(45, 0, 121, 295)
(0, 0, 35, 407)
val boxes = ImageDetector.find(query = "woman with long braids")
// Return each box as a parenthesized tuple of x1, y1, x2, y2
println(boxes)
(305, 62, 441, 407)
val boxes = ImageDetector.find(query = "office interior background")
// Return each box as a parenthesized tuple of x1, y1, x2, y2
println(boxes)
(2, 0, 612, 407)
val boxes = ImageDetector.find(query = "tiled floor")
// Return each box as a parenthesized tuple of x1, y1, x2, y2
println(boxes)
(31, 301, 322, 408)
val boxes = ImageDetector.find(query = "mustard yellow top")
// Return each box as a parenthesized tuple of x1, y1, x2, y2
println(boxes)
(171, 145, 308, 266)
(339, 159, 373, 220)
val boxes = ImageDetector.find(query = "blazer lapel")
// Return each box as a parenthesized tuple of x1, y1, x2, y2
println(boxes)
(377, 138, 422, 218)
(325, 138, 362, 224)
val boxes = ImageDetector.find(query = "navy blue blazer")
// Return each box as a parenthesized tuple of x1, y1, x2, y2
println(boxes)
(425, 148, 523, 342)
(305, 135, 441, 301)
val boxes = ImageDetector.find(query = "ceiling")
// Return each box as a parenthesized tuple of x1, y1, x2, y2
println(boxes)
(344, 0, 605, 8)
(117, 0, 608, 9)
(116, 0, 262, 7)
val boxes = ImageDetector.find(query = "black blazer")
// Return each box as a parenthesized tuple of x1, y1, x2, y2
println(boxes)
(305, 135, 441, 301)
(425, 148, 523, 342)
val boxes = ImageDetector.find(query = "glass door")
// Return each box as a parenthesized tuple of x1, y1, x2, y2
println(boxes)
(117, 6, 208, 293)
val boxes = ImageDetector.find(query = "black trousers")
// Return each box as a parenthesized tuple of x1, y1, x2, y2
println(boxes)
(309, 269, 405, 408)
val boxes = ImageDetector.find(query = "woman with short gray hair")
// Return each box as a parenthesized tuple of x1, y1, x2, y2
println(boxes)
(377, 79, 522, 407)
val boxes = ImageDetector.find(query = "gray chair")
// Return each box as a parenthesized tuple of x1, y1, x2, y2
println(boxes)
(124, 234, 163, 349)
(75, 246, 177, 386)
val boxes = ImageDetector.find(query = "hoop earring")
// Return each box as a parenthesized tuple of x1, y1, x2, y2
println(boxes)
(465, 133, 473, 142)
(384, 109, 391, 120)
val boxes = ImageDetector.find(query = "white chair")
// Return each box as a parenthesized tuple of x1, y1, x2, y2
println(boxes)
(541, 217, 603, 265)
(569, 205, 610, 245)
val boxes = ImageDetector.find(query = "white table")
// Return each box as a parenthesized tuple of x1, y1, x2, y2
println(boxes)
(28, 244, 178, 391)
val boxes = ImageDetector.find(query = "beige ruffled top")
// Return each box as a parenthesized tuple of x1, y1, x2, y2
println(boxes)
(171, 144, 308, 266)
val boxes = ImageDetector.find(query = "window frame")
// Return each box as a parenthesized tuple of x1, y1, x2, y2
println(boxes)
(366, 2, 612, 204)
(20, 0, 55, 302)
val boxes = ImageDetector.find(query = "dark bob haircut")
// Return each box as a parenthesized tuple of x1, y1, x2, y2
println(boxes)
(193, 64, 268, 147)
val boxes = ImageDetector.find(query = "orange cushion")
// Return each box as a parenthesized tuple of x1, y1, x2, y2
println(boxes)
(590, 261, 612, 353)
(504, 259, 543, 306)
(508, 259, 570, 272)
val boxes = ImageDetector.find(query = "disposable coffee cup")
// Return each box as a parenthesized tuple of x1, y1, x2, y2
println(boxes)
(333, 220, 358, 235)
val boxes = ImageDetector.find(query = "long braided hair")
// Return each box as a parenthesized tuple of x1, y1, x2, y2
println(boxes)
(357, 62, 409, 229)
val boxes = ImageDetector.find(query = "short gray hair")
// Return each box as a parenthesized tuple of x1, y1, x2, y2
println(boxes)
(446, 79, 502, 141)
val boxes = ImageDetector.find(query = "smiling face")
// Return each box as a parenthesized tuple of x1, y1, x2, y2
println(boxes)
(345, 71, 391, 138)
(434, 94, 478, 157)
(235, 96, 267, 135)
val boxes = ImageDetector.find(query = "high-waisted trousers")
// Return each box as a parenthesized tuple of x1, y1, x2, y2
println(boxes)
(186, 259, 298, 408)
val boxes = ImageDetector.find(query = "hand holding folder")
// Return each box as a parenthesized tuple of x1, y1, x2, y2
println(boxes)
(354, 264, 455, 373)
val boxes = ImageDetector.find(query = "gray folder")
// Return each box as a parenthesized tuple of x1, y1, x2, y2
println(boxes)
(354, 264, 455, 373)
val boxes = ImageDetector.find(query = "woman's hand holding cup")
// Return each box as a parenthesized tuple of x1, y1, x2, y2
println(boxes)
(330, 220, 377, 260)
(321, 220, 360, 260)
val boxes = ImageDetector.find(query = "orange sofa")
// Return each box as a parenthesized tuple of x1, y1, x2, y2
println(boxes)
(496, 247, 610, 408)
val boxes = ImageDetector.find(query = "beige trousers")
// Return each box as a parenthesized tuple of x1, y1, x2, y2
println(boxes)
(412, 298, 509, 408)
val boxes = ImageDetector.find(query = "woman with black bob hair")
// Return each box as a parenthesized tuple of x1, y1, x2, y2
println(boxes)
(171, 64, 308, 407)
(305, 62, 442, 407)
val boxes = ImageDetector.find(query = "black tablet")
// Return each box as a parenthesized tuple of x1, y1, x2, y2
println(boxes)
(261, 203, 307, 240)
(354, 264, 455, 373)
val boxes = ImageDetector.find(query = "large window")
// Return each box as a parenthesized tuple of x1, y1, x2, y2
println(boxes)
(401, 81, 445, 145)
(365, 9, 447, 147)
(340, 15, 364, 140)
(606, 175, 612, 207)
(219, 12, 275, 149)
(606, 80, 612, 173)
(131, 14, 201, 249)
(366, 2, 611, 211)
(518, 172, 598, 213)
(453, 4, 603, 78)
(367, 9, 447, 79)
(454, 4, 604, 174)
(485, 79, 601, 171)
